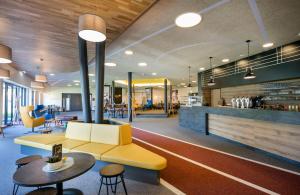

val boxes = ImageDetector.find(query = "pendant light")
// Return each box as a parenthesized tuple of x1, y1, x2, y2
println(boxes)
(187, 66, 192, 87)
(31, 81, 44, 89)
(0, 68, 10, 79)
(0, 44, 12, 63)
(78, 14, 106, 42)
(207, 57, 216, 86)
(35, 58, 48, 83)
(244, 40, 256, 79)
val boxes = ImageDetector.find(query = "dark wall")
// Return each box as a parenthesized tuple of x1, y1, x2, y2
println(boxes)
(114, 87, 122, 104)
(198, 40, 300, 89)
(62, 93, 83, 111)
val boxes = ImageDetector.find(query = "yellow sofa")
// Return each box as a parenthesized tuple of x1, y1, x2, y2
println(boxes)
(20, 106, 45, 132)
(14, 121, 167, 172)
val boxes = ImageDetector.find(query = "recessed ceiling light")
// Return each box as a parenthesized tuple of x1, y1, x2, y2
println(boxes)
(73, 80, 80, 83)
(240, 54, 244, 57)
(152, 72, 157, 76)
(105, 62, 117, 67)
(138, 62, 147, 67)
(262, 42, 274, 48)
(222, 58, 230, 63)
(49, 73, 55, 76)
(67, 84, 72, 87)
(75, 83, 79, 86)
(183, 86, 187, 88)
(180, 83, 186, 85)
(125, 50, 133, 55)
(88, 73, 95, 76)
(175, 12, 202, 28)
(192, 80, 197, 83)
(199, 67, 205, 71)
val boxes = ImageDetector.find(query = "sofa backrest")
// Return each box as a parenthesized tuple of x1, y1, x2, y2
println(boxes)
(65, 122, 92, 141)
(119, 124, 132, 145)
(91, 124, 120, 145)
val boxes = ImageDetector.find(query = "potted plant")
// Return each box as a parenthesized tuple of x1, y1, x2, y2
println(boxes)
(46, 156, 63, 171)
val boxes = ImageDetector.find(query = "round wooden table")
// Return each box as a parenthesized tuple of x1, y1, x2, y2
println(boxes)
(13, 153, 95, 195)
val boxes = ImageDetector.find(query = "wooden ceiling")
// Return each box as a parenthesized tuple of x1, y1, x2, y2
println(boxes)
(0, 0, 156, 74)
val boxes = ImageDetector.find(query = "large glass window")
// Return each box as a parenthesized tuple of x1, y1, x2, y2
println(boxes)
(2, 82, 28, 125)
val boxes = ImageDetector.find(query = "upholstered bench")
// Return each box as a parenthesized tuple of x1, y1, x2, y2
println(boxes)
(14, 121, 167, 184)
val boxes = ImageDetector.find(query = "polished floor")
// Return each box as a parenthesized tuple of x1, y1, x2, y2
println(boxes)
(0, 125, 173, 195)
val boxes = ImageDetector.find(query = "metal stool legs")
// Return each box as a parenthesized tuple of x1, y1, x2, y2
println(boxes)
(98, 174, 127, 195)
(12, 184, 19, 195)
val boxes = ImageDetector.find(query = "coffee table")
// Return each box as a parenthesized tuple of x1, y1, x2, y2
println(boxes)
(13, 153, 95, 195)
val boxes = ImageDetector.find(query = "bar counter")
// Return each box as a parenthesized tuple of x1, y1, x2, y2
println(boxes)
(179, 106, 300, 162)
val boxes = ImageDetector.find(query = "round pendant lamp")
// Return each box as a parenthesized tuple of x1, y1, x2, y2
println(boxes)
(31, 81, 44, 89)
(0, 68, 10, 79)
(78, 14, 106, 42)
(0, 44, 12, 63)
(207, 57, 216, 86)
(244, 40, 256, 80)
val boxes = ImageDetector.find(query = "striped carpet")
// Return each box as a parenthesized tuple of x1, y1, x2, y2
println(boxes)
(132, 128, 300, 195)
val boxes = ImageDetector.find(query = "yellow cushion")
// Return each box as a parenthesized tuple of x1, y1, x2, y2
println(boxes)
(91, 124, 119, 145)
(119, 124, 132, 145)
(46, 139, 88, 152)
(14, 134, 66, 150)
(65, 122, 92, 141)
(71, 143, 117, 160)
(101, 143, 167, 170)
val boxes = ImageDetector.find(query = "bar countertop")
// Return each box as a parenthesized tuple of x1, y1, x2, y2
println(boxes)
(179, 106, 300, 132)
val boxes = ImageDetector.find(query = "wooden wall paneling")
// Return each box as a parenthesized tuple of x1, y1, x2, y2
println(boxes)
(209, 114, 300, 162)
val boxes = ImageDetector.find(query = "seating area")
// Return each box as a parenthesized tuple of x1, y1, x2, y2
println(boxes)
(14, 121, 167, 183)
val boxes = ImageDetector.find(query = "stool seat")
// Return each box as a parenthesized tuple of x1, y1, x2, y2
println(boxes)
(26, 187, 57, 195)
(16, 155, 42, 167)
(100, 164, 124, 177)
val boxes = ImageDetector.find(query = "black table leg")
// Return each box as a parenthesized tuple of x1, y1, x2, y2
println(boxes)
(57, 182, 63, 195)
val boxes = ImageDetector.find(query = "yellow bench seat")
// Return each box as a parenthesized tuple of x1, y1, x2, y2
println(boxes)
(14, 134, 66, 150)
(101, 143, 167, 170)
(71, 143, 117, 160)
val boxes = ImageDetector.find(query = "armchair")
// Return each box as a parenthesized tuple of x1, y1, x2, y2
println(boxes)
(20, 106, 45, 133)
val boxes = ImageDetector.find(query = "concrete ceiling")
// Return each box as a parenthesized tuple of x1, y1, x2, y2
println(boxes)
(3, 0, 300, 88)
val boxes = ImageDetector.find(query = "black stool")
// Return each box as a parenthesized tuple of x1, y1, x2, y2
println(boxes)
(25, 187, 57, 195)
(13, 155, 42, 195)
(98, 164, 128, 195)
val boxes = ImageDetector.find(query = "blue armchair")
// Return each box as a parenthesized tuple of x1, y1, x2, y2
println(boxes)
(33, 105, 54, 120)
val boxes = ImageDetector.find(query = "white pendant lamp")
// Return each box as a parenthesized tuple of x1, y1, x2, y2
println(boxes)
(0, 68, 10, 79)
(35, 58, 47, 83)
(78, 14, 106, 42)
(0, 44, 12, 63)
(31, 81, 44, 89)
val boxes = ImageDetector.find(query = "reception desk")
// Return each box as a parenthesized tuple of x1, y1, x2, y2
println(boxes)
(179, 106, 300, 162)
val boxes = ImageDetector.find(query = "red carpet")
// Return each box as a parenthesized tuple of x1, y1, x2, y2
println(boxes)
(132, 128, 300, 195)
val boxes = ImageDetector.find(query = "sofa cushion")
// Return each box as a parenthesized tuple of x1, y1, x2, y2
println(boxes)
(119, 124, 132, 145)
(101, 143, 167, 170)
(14, 134, 66, 150)
(91, 124, 119, 145)
(46, 139, 88, 152)
(65, 122, 92, 141)
(71, 143, 117, 160)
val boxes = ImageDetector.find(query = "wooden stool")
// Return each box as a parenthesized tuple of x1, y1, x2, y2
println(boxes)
(98, 164, 128, 195)
(13, 155, 42, 195)
(26, 187, 57, 195)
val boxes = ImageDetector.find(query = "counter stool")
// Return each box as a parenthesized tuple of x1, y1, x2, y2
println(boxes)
(13, 155, 42, 195)
(98, 164, 128, 195)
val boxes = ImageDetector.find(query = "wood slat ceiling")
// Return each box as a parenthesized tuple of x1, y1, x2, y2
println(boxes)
(0, 0, 156, 74)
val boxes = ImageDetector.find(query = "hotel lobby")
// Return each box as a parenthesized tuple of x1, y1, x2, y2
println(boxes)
(0, 0, 300, 194)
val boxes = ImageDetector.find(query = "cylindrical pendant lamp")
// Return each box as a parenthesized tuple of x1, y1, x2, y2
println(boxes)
(0, 68, 10, 79)
(78, 14, 106, 42)
(35, 74, 48, 83)
(0, 44, 12, 63)
(31, 81, 44, 89)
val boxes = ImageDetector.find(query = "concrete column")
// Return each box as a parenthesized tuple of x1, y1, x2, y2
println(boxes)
(128, 72, 132, 122)
(111, 81, 115, 105)
(164, 79, 168, 114)
(95, 41, 106, 124)
(78, 36, 92, 123)
(169, 84, 172, 112)
(0, 80, 3, 125)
